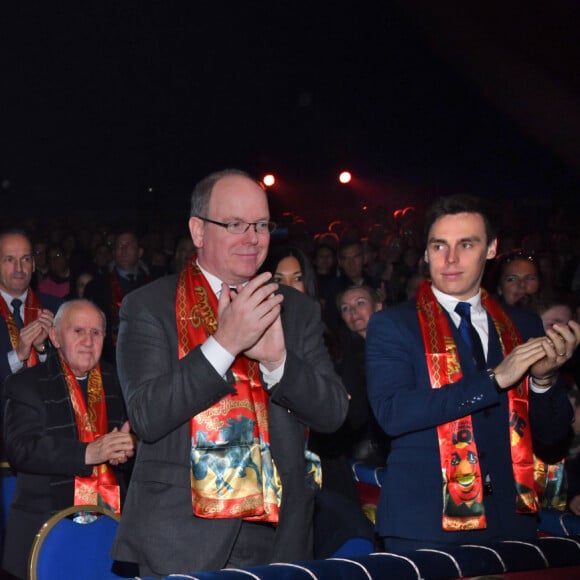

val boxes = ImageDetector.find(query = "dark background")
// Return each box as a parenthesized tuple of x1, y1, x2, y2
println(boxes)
(1, 1, 579, 227)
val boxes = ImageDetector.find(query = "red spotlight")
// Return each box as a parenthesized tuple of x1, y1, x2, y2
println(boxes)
(338, 171, 352, 184)
(262, 174, 276, 187)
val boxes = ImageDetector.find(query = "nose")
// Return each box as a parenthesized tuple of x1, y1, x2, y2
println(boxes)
(243, 226, 259, 244)
(81, 329, 94, 345)
(446, 247, 458, 264)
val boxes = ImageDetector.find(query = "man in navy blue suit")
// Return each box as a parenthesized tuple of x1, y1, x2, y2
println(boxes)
(367, 194, 579, 553)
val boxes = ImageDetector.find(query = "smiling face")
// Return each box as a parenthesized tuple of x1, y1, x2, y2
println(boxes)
(339, 287, 381, 338)
(0, 233, 35, 298)
(49, 302, 105, 376)
(273, 256, 305, 293)
(498, 258, 540, 305)
(189, 175, 270, 285)
(425, 212, 497, 300)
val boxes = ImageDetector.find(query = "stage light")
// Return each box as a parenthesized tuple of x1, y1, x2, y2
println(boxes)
(338, 171, 352, 184)
(262, 174, 276, 187)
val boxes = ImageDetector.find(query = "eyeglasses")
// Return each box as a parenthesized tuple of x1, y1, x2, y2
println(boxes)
(195, 216, 276, 235)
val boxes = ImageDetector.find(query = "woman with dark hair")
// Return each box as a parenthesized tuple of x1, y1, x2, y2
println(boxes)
(261, 245, 318, 298)
(494, 249, 541, 307)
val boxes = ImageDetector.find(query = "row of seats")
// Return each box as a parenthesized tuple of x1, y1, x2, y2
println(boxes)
(26, 502, 580, 580)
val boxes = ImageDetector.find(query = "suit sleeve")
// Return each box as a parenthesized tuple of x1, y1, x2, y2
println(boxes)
(116, 283, 236, 443)
(366, 307, 503, 438)
(268, 290, 348, 433)
(3, 374, 91, 477)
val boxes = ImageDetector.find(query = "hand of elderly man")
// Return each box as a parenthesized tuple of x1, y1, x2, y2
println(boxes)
(85, 420, 135, 466)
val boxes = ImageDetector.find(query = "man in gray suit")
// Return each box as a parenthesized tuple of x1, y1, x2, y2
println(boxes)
(111, 169, 349, 577)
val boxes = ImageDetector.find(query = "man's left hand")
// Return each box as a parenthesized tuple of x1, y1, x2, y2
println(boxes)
(244, 308, 286, 371)
(530, 320, 580, 382)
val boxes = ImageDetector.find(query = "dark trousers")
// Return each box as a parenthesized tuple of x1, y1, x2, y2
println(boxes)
(138, 520, 276, 578)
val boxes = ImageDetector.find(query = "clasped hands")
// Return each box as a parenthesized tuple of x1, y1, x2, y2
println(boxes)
(85, 421, 136, 467)
(16, 308, 54, 361)
(213, 272, 286, 372)
(493, 320, 580, 390)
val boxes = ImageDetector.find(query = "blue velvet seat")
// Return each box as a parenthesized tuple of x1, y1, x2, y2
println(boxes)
(138, 536, 580, 579)
(28, 504, 121, 580)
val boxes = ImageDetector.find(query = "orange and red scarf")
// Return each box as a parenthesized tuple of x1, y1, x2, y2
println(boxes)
(0, 290, 43, 367)
(59, 352, 121, 514)
(416, 281, 539, 531)
(176, 258, 282, 522)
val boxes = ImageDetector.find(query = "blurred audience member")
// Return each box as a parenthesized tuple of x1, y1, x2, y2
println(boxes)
(171, 235, 195, 273)
(495, 250, 540, 308)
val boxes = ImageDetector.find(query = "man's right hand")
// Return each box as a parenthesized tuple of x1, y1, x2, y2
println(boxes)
(212, 272, 283, 357)
(16, 310, 54, 362)
(493, 337, 551, 389)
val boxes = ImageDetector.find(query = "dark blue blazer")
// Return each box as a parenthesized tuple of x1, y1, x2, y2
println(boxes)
(0, 318, 15, 383)
(366, 298, 573, 547)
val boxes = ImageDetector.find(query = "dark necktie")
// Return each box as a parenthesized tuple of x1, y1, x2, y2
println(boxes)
(454, 301, 486, 370)
(11, 298, 24, 330)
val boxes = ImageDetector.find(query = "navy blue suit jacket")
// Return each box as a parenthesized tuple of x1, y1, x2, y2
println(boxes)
(366, 297, 573, 547)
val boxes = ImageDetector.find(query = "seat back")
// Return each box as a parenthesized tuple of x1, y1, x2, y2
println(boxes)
(28, 504, 121, 580)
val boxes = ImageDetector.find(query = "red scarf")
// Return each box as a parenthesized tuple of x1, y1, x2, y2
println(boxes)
(176, 258, 282, 522)
(0, 290, 42, 367)
(416, 281, 538, 531)
(59, 352, 121, 514)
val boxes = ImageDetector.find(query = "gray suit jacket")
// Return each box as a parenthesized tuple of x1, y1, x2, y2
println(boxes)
(111, 275, 348, 575)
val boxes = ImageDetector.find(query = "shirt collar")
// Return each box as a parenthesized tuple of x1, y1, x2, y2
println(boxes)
(431, 285, 483, 317)
(196, 262, 225, 296)
(0, 288, 28, 309)
(196, 261, 249, 296)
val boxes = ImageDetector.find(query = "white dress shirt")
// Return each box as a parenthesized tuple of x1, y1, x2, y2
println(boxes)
(431, 286, 549, 393)
(197, 263, 285, 388)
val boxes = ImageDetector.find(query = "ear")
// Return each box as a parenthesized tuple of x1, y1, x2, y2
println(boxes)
(48, 326, 59, 349)
(188, 217, 204, 249)
(424, 249, 429, 264)
(138, 247, 144, 259)
(375, 302, 383, 313)
(486, 239, 498, 260)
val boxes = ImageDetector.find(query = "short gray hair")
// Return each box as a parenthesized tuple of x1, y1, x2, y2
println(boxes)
(189, 169, 257, 217)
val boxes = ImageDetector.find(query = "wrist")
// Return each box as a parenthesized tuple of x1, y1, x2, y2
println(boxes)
(486, 368, 502, 390)
(34, 342, 47, 354)
(17, 349, 30, 362)
(530, 374, 556, 388)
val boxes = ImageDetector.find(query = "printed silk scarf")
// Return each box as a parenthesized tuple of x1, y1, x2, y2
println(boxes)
(176, 258, 282, 522)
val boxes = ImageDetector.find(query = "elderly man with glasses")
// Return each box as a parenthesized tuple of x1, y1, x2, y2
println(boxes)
(111, 169, 348, 578)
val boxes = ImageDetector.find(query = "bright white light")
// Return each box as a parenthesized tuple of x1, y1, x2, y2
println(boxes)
(263, 174, 276, 187)
(338, 171, 352, 184)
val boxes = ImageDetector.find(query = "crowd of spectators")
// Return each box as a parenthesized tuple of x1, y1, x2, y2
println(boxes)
(3, 190, 580, 562)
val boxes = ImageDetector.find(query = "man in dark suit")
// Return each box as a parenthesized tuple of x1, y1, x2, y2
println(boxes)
(2, 300, 135, 579)
(366, 194, 579, 553)
(0, 229, 55, 566)
(111, 169, 348, 577)
(0, 229, 54, 382)
(84, 229, 149, 364)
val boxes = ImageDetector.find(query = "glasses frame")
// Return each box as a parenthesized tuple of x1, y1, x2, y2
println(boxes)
(195, 216, 276, 235)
